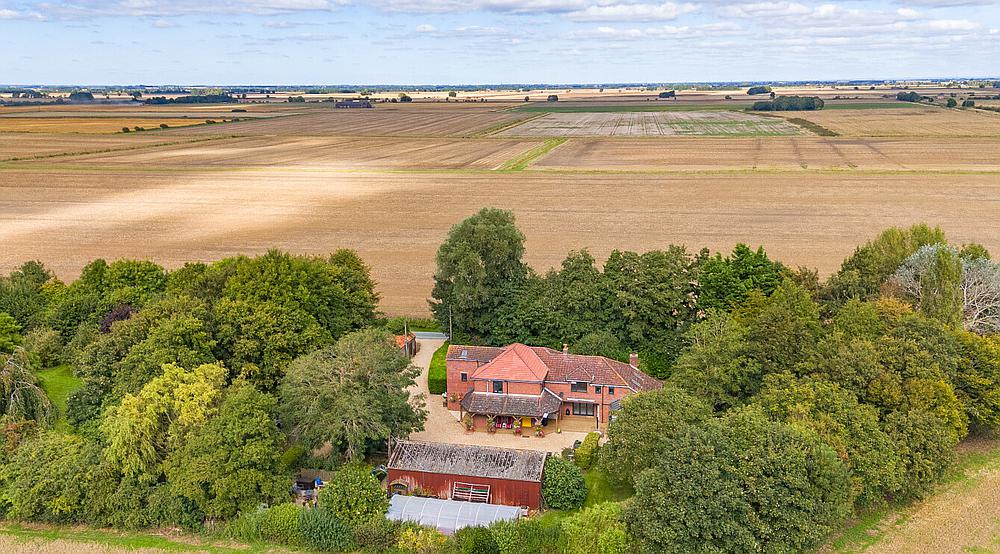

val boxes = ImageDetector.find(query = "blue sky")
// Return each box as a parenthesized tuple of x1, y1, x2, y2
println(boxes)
(2, 0, 998, 84)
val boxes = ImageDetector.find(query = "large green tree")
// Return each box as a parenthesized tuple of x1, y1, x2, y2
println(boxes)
(624, 409, 851, 553)
(601, 387, 711, 485)
(280, 329, 425, 460)
(165, 381, 290, 519)
(430, 208, 529, 343)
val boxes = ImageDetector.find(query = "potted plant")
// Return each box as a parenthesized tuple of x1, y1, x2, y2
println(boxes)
(535, 425, 545, 438)
(487, 416, 497, 434)
(513, 427, 522, 436)
(462, 414, 474, 432)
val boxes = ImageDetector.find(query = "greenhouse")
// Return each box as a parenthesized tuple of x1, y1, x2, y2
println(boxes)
(386, 495, 522, 534)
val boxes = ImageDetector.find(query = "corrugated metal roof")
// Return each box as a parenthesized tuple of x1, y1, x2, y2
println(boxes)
(388, 440, 546, 482)
(387, 495, 521, 534)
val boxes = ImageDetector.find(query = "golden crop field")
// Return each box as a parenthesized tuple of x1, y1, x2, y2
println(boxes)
(532, 137, 1000, 172)
(776, 107, 1000, 137)
(0, 117, 208, 134)
(2, 92, 999, 315)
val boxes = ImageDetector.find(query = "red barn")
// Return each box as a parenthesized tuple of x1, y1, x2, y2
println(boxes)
(386, 440, 546, 511)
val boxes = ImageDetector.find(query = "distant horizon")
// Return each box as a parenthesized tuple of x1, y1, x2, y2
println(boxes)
(4, 77, 999, 89)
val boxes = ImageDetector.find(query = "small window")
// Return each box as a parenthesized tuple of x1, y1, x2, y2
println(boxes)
(570, 382, 588, 393)
(460, 373, 468, 382)
(594, 385, 602, 394)
(608, 387, 615, 395)
(493, 380, 504, 394)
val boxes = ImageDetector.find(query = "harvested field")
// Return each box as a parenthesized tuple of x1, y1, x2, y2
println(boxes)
(531, 137, 1000, 171)
(55, 136, 543, 170)
(2, 168, 998, 316)
(0, 133, 182, 161)
(165, 108, 527, 137)
(0, 117, 206, 134)
(775, 107, 1000, 137)
(496, 111, 804, 137)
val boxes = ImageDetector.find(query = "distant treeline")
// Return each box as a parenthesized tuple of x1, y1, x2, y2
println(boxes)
(751, 95, 825, 111)
(144, 94, 235, 105)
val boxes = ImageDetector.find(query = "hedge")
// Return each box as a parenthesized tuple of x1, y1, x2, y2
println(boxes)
(574, 432, 601, 469)
(428, 341, 449, 395)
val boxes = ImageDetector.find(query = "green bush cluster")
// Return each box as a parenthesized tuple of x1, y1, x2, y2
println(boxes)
(751, 95, 824, 111)
(428, 342, 448, 395)
(573, 432, 600, 469)
(542, 456, 587, 510)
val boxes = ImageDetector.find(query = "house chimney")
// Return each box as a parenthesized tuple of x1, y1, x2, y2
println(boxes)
(629, 352, 639, 368)
(563, 343, 569, 355)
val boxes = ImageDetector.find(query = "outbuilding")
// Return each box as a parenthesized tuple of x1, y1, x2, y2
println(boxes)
(386, 440, 546, 510)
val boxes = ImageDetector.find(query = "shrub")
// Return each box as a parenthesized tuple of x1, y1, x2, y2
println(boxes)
(352, 516, 401, 550)
(947, 98, 958, 108)
(396, 525, 448, 553)
(1, 432, 100, 522)
(428, 341, 448, 395)
(121, 127, 130, 133)
(547, 94, 558, 102)
(490, 518, 564, 554)
(747, 85, 772, 95)
(542, 456, 586, 510)
(574, 432, 600, 469)
(751, 95, 824, 111)
(454, 525, 499, 554)
(657, 91, 675, 99)
(299, 507, 354, 552)
(21, 327, 63, 367)
(562, 502, 631, 554)
(962, 99, 975, 107)
(319, 462, 389, 527)
(897, 91, 922, 102)
(228, 503, 303, 545)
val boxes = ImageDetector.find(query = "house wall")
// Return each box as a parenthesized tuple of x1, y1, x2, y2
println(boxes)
(446, 359, 480, 410)
(547, 381, 631, 423)
(386, 468, 542, 510)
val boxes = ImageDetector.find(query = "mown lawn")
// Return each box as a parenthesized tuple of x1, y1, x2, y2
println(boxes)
(34, 364, 82, 429)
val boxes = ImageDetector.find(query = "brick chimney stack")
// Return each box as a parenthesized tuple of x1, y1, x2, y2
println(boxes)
(563, 343, 569, 355)
(629, 352, 639, 368)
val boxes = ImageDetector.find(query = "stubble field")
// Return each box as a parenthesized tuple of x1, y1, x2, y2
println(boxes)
(2, 94, 999, 316)
(496, 110, 804, 137)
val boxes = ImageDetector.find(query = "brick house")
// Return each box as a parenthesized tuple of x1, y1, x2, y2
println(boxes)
(446, 343, 661, 431)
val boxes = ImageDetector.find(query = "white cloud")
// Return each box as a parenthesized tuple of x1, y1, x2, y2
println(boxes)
(0, 8, 45, 20)
(151, 18, 174, 27)
(719, 2, 811, 18)
(566, 2, 699, 22)
(415, 23, 436, 32)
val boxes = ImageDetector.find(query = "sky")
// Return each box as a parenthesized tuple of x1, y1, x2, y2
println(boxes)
(2, 0, 999, 85)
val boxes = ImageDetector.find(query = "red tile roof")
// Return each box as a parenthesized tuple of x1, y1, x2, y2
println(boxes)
(449, 343, 661, 392)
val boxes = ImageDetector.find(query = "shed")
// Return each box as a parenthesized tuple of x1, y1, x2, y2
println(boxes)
(386, 440, 546, 510)
(335, 99, 372, 108)
(387, 495, 521, 534)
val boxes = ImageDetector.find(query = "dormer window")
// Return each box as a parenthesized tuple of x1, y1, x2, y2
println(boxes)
(571, 382, 588, 393)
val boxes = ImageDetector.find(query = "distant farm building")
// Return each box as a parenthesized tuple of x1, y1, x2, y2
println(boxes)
(386, 440, 546, 510)
(335, 99, 372, 108)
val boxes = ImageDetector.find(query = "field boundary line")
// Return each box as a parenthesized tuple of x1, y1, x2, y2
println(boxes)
(496, 138, 567, 171)
(0, 135, 240, 163)
(466, 112, 548, 138)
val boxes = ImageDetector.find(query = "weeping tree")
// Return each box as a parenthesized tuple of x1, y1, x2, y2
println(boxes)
(891, 245, 1000, 334)
(0, 348, 52, 425)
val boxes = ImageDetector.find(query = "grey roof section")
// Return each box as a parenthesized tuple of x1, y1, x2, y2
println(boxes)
(388, 440, 546, 482)
(387, 495, 520, 535)
(460, 390, 562, 418)
(414, 331, 449, 340)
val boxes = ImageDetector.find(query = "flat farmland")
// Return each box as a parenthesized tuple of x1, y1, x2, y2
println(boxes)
(531, 137, 1000, 171)
(165, 107, 527, 137)
(2, 167, 998, 315)
(496, 111, 804, 137)
(775, 107, 1000, 137)
(52, 136, 543, 170)
(0, 133, 190, 161)
(0, 117, 207, 134)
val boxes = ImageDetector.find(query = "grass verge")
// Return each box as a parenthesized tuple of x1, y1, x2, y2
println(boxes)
(825, 436, 1000, 553)
(0, 523, 298, 553)
(497, 138, 566, 171)
(428, 341, 449, 395)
